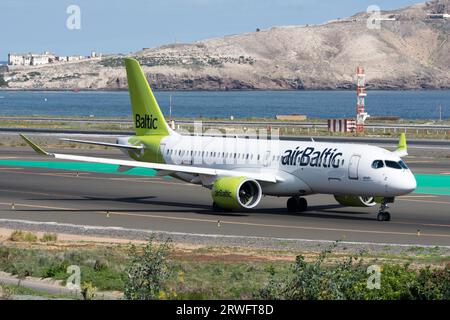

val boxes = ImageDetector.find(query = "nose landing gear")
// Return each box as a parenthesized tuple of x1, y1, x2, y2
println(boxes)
(287, 196, 308, 213)
(377, 198, 394, 221)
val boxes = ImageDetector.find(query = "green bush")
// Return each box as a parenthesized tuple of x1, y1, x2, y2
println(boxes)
(9, 230, 37, 242)
(256, 243, 450, 300)
(41, 260, 70, 278)
(40, 233, 57, 242)
(81, 282, 97, 300)
(123, 236, 174, 300)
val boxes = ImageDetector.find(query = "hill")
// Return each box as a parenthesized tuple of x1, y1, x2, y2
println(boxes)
(3, 0, 450, 90)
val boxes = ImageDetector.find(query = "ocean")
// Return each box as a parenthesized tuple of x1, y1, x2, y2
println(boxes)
(0, 90, 448, 120)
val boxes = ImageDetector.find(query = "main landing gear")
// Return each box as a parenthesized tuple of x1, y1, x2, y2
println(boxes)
(287, 196, 308, 213)
(377, 199, 392, 222)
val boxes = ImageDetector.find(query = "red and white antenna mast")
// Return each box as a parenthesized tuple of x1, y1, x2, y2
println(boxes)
(356, 66, 369, 132)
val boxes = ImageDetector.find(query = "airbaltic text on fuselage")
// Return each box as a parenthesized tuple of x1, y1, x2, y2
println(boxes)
(135, 114, 158, 129)
(282, 147, 343, 168)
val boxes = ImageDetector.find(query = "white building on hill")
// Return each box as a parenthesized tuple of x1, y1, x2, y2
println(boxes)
(8, 52, 55, 66)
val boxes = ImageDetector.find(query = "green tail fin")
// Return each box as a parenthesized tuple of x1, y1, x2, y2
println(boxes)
(125, 58, 170, 136)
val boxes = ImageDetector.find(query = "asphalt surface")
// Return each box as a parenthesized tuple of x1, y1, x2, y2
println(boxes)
(1, 148, 450, 246)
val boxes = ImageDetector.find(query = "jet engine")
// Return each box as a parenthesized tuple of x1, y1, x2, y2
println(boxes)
(334, 195, 378, 207)
(212, 177, 262, 210)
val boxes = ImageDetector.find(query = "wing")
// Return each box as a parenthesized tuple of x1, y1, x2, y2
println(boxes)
(20, 134, 280, 183)
(60, 138, 143, 151)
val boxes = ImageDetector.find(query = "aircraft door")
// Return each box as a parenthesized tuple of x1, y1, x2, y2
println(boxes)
(263, 150, 271, 167)
(348, 154, 361, 180)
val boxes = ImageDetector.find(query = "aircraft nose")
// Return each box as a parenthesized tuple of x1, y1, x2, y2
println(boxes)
(404, 173, 417, 194)
(390, 172, 416, 195)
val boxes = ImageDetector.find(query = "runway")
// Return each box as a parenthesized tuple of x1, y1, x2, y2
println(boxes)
(1, 148, 450, 246)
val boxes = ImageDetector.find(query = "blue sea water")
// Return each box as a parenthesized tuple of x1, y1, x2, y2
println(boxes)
(0, 90, 448, 120)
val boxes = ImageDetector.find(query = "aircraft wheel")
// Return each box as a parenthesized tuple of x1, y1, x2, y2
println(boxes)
(377, 211, 391, 221)
(212, 202, 222, 212)
(287, 197, 298, 212)
(297, 197, 308, 212)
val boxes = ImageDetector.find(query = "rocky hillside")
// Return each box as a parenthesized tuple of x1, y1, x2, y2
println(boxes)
(2, 0, 450, 90)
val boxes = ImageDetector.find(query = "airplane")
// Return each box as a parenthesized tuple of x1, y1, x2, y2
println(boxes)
(20, 58, 416, 222)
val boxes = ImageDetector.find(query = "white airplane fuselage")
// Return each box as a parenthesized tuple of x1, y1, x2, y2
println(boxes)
(118, 133, 417, 198)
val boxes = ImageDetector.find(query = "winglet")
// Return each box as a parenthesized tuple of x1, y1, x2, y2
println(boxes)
(19, 134, 52, 156)
(393, 133, 408, 157)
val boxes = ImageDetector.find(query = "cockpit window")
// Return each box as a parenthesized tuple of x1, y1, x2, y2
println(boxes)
(371, 160, 384, 169)
(385, 160, 402, 169)
(398, 160, 408, 169)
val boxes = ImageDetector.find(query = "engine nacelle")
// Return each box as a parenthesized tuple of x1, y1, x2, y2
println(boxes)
(212, 177, 262, 210)
(334, 195, 378, 207)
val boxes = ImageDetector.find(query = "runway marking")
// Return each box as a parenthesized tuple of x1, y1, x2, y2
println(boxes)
(406, 160, 437, 163)
(399, 195, 437, 198)
(2, 201, 450, 239)
(441, 172, 450, 175)
(0, 201, 74, 211)
(397, 198, 450, 205)
(0, 188, 59, 197)
(0, 167, 23, 170)
(390, 221, 450, 228)
(0, 169, 194, 186)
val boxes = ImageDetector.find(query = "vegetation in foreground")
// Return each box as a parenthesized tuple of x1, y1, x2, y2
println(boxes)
(0, 232, 449, 300)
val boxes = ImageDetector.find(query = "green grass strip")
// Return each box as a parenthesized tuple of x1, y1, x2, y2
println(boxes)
(414, 174, 450, 196)
(0, 160, 157, 176)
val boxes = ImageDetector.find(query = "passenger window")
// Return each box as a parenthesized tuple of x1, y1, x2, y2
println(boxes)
(371, 160, 384, 169)
(385, 160, 402, 169)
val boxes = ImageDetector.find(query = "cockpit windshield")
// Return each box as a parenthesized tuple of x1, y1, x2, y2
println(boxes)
(385, 160, 403, 170)
(398, 160, 409, 169)
(372, 160, 409, 170)
(371, 160, 384, 169)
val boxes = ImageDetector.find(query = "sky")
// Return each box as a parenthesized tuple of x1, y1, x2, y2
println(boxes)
(0, 0, 422, 61)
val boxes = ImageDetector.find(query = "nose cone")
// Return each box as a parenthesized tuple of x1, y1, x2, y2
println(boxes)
(404, 173, 417, 194)
(389, 172, 416, 195)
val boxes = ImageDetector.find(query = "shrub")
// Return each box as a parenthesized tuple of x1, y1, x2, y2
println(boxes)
(256, 242, 450, 300)
(9, 230, 37, 242)
(40, 233, 57, 242)
(41, 260, 69, 278)
(81, 282, 97, 300)
(0, 284, 13, 300)
(123, 236, 174, 300)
